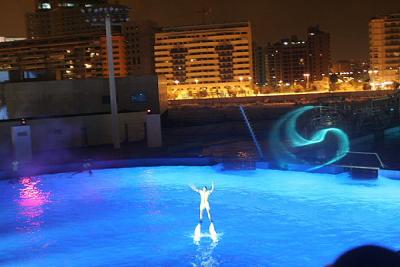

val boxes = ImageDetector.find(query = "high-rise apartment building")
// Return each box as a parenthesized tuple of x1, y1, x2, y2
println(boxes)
(123, 20, 159, 76)
(253, 46, 267, 86)
(154, 22, 254, 99)
(307, 26, 331, 81)
(265, 26, 330, 85)
(266, 37, 307, 85)
(23, 1, 156, 80)
(369, 13, 400, 83)
(28, 0, 110, 38)
(0, 34, 127, 81)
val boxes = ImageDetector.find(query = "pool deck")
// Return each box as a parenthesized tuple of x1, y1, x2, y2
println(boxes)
(0, 137, 259, 179)
(0, 142, 400, 180)
(2, 136, 400, 181)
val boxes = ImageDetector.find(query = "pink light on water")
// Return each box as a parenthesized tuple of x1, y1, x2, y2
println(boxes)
(18, 177, 51, 221)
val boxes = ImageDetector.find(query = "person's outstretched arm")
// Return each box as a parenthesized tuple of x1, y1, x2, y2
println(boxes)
(190, 184, 199, 193)
(210, 181, 215, 194)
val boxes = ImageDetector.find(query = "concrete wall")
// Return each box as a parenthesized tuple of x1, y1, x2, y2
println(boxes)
(0, 75, 167, 120)
(0, 112, 146, 157)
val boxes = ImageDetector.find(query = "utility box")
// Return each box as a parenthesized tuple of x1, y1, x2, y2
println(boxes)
(146, 114, 162, 148)
(11, 125, 32, 162)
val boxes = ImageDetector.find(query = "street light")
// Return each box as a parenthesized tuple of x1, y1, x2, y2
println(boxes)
(81, 5, 129, 149)
(303, 73, 310, 89)
(368, 70, 379, 90)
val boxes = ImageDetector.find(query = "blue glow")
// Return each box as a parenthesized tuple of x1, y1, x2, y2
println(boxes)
(0, 166, 399, 266)
(269, 106, 350, 170)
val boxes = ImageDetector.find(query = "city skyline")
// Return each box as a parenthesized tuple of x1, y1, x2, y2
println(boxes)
(0, 0, 399, 61)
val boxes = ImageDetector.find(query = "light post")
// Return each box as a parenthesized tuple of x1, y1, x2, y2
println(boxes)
(398, 67, 400, 84)
(369, 70, 379, 90)
(81, 5, 129, 149)
(303, 73, 310, 89)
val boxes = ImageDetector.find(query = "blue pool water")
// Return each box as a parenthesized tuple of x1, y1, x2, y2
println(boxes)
(1, 166, 400, 267)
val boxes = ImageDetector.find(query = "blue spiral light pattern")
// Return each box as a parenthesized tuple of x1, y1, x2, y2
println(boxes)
(269, 106, 350, 170)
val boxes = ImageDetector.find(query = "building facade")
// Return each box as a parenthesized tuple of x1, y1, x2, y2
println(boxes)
(154, 22, 254, 99)
(123, 20, 159, 76)
(307, 26, 331, 81)
(266, 37, 307, 85)
(253, 46, 267, 86)
(331, 60, 369, 81)
(24, 1, 156, 80)
(0, 75, 167, 154)
(0, 34, 127, 81)
(369, 13, 400, 83)
(265, 26, 331, 85)
(28, 0, 110, 38)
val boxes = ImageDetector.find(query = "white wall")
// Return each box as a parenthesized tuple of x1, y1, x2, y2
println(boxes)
(0, 111, 146, 154)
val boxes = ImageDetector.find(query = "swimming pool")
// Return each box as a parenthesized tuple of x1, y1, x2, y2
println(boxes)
(1, 165, 399, 267)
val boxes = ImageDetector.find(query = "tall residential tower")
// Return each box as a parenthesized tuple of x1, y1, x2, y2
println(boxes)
(369, 13, 400, 83)
(28, 0, 110, 38)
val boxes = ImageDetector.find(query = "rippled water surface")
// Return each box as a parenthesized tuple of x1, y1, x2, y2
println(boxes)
(1, 166, 400, 267)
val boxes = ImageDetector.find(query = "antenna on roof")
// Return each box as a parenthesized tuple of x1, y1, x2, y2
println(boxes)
(198, 3, 212, 25)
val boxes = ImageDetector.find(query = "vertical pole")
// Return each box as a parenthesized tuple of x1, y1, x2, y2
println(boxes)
(239, 106, 264, 160)
(398, 67, 400, 84)
(105, 15, 120, 149)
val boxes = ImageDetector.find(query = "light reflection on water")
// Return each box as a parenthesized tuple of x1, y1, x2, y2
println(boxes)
(16, 176, 51, 232)
(1, 167, 400, 266)
(142, 169, 162, 215)
(193, 242, 219, 267)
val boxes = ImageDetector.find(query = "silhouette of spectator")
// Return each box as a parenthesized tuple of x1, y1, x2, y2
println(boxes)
(328, 245, 400, 267)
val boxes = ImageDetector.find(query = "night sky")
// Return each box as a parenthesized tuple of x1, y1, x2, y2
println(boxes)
(1, 0, 399, 61)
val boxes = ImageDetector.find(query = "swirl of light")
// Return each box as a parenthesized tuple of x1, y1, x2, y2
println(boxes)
(269, 106, 350, 171)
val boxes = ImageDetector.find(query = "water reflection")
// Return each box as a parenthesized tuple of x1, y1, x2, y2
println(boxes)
(142, 169, 162, 215)
(17, 177, 51, 231)
(193, 241, 219, 267)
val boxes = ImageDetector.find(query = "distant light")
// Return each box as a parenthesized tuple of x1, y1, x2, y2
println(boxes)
(147, 109, 151, 113)
(39, 3, 51, 10)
